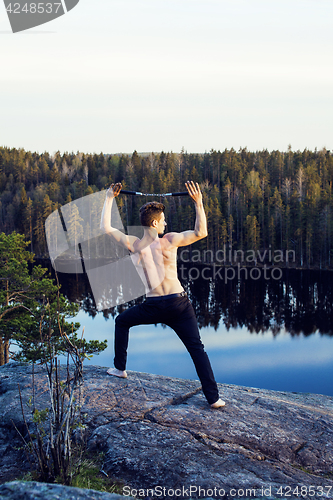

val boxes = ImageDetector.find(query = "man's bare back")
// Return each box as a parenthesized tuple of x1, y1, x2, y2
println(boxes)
(139, 233, 184, 297)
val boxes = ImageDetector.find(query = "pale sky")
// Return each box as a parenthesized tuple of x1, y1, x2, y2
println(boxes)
(1, 0, 333, 154)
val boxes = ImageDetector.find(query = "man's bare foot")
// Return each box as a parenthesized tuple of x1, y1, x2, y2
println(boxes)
(211, 398, 226, 408)
(107, 368, 127, 378)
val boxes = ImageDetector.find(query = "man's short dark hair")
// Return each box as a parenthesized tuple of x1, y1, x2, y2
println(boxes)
(139, 201, 165, 227)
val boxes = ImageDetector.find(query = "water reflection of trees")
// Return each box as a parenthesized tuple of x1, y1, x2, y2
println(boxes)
(185, 267, 333, 337)
(44, 261, 333, 337)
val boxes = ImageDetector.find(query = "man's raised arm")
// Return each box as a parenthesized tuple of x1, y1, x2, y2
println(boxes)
(100, 183, 137, 252)
(165, 181, 208, 247)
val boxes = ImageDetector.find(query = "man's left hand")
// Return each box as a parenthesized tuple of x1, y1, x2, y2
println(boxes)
(185, 181, 203, 204)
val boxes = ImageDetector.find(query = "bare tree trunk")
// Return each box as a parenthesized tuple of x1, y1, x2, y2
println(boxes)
(0, 337, 5, 366)
(4, 339, 9, 364)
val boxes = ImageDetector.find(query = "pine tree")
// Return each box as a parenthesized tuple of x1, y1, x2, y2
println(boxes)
(66, 204, 84, 256)
(23, 198, 34, 251)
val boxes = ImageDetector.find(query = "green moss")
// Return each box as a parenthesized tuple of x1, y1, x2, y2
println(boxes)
(70, 459, 124, 493)
(296, 465, 313, 475)
(293, 463, 333, 479)
(19, 453, 124, 494)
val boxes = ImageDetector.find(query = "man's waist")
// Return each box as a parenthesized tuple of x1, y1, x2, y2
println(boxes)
(145, 291, 187, 300)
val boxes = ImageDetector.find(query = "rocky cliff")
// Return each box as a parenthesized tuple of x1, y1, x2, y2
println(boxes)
(0, 362, 332, 499)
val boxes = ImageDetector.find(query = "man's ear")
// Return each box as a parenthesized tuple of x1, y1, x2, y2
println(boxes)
(151, 219, 158, 228)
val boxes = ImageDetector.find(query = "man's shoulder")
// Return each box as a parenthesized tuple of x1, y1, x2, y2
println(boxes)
(163, 231, 178, 238)
(162, 232, 185, 248)
(162, 232, 179, 243)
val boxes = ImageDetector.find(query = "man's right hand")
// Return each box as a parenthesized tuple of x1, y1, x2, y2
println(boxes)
(107, 182, 122, 198)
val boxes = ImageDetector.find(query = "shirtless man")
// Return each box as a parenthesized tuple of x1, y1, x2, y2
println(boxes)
(100, 181, 225, 408)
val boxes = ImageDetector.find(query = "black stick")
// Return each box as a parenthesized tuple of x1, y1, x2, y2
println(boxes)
(164, 191, 189, 197)
(119, 189, 144, 195)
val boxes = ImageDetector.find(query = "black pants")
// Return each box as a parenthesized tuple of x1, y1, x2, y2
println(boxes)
(114, 294, 219, 404)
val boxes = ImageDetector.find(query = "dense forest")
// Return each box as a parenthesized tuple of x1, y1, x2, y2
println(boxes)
(1, 146, 333, 268)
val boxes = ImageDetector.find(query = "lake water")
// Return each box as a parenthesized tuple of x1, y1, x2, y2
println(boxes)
(55, 265, 333, 397)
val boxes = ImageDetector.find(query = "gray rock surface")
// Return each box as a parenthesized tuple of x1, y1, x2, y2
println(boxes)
(0, 362, 333, 499)
(0, 481, 133, 500)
